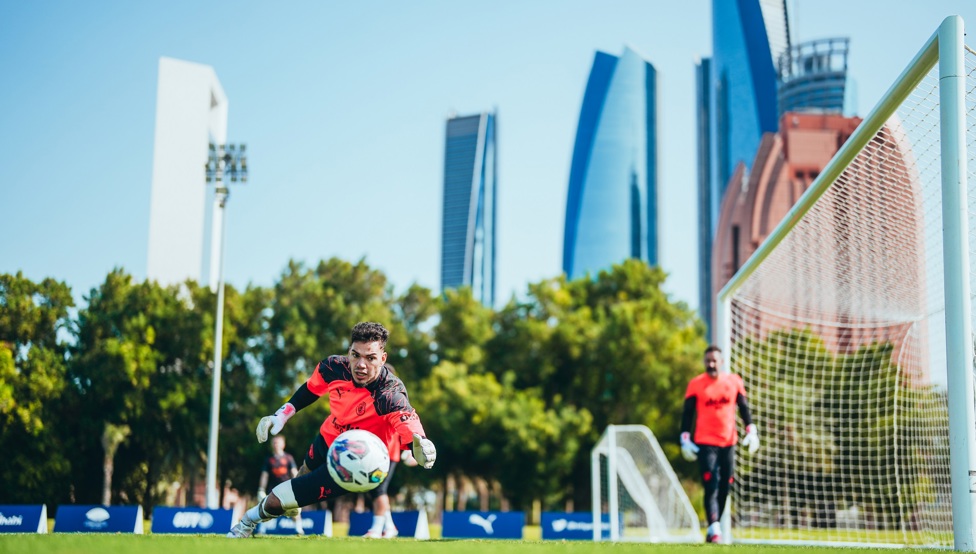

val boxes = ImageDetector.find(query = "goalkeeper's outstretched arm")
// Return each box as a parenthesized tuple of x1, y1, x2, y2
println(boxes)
(256, 383, 322, 443)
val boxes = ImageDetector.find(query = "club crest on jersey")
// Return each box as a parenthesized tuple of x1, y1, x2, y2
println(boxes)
(356, 401, 368, 415)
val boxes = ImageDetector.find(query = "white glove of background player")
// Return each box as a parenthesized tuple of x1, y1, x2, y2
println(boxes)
(412, 433, 437, 469)
(256, 403, 296, 443)
(680, 432, 699, 462)
(741, 424, 760, 455)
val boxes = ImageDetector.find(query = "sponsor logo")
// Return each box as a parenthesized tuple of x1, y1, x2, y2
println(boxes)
(705, 396, 731, 407)
(468, 514, 497, 534)
(171, 512, 214, 529)
(0, 513, 24, 526)
(84, 507, 110, 529)
(551, 519, 605, 532)
(276, 517, 307, 530)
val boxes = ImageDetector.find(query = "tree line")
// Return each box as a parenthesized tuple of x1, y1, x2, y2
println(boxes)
(0, 258, 707, 516)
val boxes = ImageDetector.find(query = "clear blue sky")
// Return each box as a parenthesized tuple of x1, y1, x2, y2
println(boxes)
(1, 1, 973, 310)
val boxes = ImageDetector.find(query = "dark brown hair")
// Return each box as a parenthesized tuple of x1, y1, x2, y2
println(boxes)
(351, 321, 389, 348)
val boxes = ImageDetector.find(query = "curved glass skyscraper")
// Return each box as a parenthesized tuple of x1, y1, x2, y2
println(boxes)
(563, 47, 657, 280)
(697, 0, 789, 335)
(441, 111, 496, 306)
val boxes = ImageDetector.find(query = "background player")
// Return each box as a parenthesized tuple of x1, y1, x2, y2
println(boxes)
(257, 435, 303, 534)
(680, 344, 759, 543)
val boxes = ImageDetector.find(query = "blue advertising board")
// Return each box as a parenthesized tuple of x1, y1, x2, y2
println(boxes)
(0, 505, 47, 533)
(541, 512, 612, 540)
(347, 510, 428, 539)
(260, 510, 332, 536)
(54, 505, 143, 533)
(150, 507, 233, 534)
(441, 511, 524, 539)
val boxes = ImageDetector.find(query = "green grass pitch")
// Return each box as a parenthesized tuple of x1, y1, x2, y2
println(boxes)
(0, 534, 942, 554)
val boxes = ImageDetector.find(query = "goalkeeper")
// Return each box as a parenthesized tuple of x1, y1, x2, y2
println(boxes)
(680, 345, 759, 544)
(229, 322, 437, 539)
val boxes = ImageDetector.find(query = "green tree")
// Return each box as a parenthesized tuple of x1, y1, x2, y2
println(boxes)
(412, 361, 591, 511)
(65, 271, 213, 510)
(485, 260, 705, 507)
(0, 272, 74, 503)
(206, 282, 274, 500)
(387, 283, 437, 384)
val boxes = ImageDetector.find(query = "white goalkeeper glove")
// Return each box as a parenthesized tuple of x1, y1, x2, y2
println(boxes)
(680, 432, 699, 462)
(741, 424, 760, 455)
(256, 403, 296, 443)
(412, 433, 436, 469)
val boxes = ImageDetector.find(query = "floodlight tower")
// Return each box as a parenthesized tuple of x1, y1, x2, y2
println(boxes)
(204, 142, 247, 509)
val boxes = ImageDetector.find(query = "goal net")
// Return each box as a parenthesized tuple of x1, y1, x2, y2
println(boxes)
(716, 18, 975, 548)
(591, 424, 701, 542)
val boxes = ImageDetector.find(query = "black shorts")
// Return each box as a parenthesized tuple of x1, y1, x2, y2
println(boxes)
(298, 433, 398, 502)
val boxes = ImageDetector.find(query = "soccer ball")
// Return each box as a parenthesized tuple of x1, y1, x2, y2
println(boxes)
(327, 429, 391, 492)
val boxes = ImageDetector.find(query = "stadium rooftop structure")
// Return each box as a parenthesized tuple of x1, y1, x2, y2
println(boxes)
(777, 37, 849, 115)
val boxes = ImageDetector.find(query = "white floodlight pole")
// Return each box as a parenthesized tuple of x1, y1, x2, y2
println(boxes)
(205, 185, 228, 510)
(938, 15, 976, 552)
(204, 143, 246, 510)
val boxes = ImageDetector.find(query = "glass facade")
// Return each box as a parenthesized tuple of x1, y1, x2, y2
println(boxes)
(563, 47, 657, 280)
(440, 111, 496, 306)
(696, 58, 714, 333)
(697, 0, 788, 336)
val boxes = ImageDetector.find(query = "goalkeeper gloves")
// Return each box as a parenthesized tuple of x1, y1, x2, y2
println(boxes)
(412, 433, 437, 469)
(256, 403, 296, 443)
(680, 432, 699, 461)
(741, 424, 760, 455)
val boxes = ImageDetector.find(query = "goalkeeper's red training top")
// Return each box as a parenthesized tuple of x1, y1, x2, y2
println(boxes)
(305, 355, 426, 462)
(684, 372, 747, 447)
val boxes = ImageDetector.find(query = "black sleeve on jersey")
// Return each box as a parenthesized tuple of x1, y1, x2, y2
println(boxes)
(373, 376, 415, 416)
(287, 383, 320, 412)
(736, 393, 754, 427)
(681, 396, 696, 434)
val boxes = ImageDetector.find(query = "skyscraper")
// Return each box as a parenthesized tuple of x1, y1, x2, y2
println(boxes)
(147, 57, 227, 287)
(697, 0, 790, 335)
(563, 47, 658, 280)
(440, 111, 497, 306)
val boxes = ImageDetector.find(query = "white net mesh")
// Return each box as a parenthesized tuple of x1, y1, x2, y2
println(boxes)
(725, 44, 976, 547)
(592, 425, 701, 542)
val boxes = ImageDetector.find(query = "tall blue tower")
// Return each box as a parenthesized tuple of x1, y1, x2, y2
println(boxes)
(440, 111, 497, 306)
(563, 47, 657, 280)
(697, 0, 790, 336)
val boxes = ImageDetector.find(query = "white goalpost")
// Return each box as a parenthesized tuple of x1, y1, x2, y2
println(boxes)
(716, 16, 975, 549)
(591, 424, 701, 543)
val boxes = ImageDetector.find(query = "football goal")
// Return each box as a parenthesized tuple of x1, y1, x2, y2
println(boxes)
(591, 424, 701, 543)
(715, 16, 975, 549)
